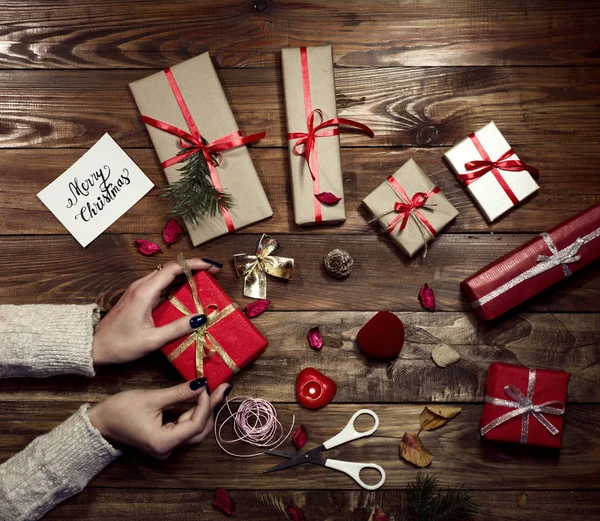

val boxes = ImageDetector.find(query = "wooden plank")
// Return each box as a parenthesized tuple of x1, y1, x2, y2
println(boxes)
(0, 234, 598, 312)
(0, 67, 599, 149)
(1, 402, 598, 490)
(1, 1, 599, 69)
(1, 146, 598, 236)
(0, 312, 597, 404)
(43, 488, 600, 521)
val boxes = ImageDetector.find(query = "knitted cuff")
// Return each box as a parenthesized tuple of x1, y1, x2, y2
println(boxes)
(0, 405, 121, 521)
(0, 304, 100, 378)
(43, 405, 123, 478)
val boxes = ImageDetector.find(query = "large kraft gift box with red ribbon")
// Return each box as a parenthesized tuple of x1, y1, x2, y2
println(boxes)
(462, 203, 600, 321)
(281, 45, 373, 226)
(152, 256, 269, 391)
(480, 362, 569, 448)
(444, 121, 539, 222)
(129, 53, 272, 246)
(362, 159, 459, 257)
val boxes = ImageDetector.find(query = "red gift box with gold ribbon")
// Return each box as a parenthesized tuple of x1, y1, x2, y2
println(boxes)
(152, 256, 268, 390)
(480, 362, 569, 448)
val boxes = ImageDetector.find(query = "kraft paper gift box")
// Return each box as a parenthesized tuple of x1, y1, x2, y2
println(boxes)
(130, 53, 273, 246)
(480, 362, 569, 448)
(461, 203, 600, 321)
(282, 45, 373, 226)
(444, 121, 539, 222)
(362, 159, 459, 257)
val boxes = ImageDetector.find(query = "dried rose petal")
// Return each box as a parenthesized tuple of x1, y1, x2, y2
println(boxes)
(307, 326, 324, 350)
(292, 424, 308, 449)
(371, 506, 389, 521)
(315, 192, 341, 205)
(287, 504, 306, 521)
(246, 299, 270, 318)
(135, 239, 162, 256)
(213, 488, 234, 516)
(418, 283, 435, 311)
(162, 219, 183, 246)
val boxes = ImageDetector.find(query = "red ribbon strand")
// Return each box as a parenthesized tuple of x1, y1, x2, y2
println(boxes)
(287, 47, 374, 223)
(385, 176, 439, 237)
(141, 67, 266, 233)
(458, 133, 539, 206)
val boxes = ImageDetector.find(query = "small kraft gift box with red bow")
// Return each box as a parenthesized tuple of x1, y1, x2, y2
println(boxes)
(362, 159, 459, 257)
(480, 362, 569, 448)
(153, 255, 269, 391)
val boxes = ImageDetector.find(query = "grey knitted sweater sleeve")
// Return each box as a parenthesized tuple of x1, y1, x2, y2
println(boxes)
(0, 304, 122, 521)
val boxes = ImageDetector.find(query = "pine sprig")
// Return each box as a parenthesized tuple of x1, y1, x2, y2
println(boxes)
(162, 139, 234, 225)
(406, 475, 479, 521)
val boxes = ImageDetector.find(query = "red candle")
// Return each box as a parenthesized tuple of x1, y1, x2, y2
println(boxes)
(296, 368, 337, 409)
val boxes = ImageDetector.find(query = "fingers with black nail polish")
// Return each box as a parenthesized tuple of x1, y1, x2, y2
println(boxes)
(190, 314, 207, 329)
(189, 378, 207, 391)
(202, 258, 223, 269)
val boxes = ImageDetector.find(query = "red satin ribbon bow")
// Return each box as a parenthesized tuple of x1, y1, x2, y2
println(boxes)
(386, 176, 439, 237)
(287, 109, 374, 180)
(141, 115, 265, 171)
(460, 148, 540, 183)
(458, 133, 539, 206)
(141, 67, 266, 232)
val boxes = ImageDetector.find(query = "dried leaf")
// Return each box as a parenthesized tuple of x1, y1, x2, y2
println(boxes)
(162, 218, 183, 246)
(418, 283, 435, 311)
(307, 326, 324, 350)
(431, 344, 460, 368)
(245, 299, 270, 318)
(419, 406, 462, 432)
(287, 503, 306, 521)
(213, 488, 234, 516)
(292, 424, 308, 449)
(399, 432, 433, 468)
(315, 191, 341, 205)
(135, 239, 162, 256)
(369, 506, 389, 521)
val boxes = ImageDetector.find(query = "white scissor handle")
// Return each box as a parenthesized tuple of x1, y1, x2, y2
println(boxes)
(323, 409, 379, 450)
(325, 459, 386, 491)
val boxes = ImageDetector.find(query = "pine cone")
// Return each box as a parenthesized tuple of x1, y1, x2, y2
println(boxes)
(324, 249, 354, 279)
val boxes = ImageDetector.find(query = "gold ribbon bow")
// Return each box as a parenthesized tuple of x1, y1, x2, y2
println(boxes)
(167, 254, 240, 379)
(233, 234, 294, 299)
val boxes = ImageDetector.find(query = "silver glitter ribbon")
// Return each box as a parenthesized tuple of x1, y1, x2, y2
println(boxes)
(480, 368, 565, 443)
(471, 226, 600, 308)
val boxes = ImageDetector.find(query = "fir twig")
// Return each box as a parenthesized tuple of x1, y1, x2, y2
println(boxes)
(162, 139, 234, 225)
(406, 475, 479, 521)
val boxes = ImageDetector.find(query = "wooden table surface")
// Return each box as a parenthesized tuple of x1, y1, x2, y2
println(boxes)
(1, 1, 599, 519)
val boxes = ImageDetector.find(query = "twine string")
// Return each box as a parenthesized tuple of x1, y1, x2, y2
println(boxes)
(214, 396, 296, 458)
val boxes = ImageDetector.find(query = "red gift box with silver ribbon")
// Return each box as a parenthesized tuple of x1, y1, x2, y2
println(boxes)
(461, 203, 600, 321)
(480, 362, 569, 448)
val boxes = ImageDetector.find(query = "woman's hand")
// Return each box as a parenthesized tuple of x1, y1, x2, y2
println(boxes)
(92, 257, 222, 365)
(88, 379, 231, 459)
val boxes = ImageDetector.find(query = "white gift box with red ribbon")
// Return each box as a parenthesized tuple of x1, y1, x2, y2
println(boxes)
(444, 121, 539, 222)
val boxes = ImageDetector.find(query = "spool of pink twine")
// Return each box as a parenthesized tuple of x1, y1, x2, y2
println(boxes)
(214, 396, 296, 458)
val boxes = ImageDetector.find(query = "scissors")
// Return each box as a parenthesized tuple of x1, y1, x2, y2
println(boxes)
(263, 409, 386, 490)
